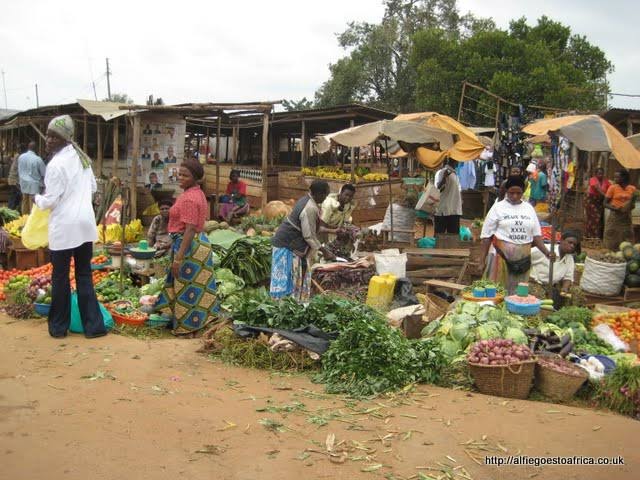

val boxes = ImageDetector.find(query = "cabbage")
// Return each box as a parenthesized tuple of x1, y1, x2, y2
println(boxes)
(505, 327, 528, 345)
(460, 302, 481, 316)
(438, 317, 454, 335)
(215, 268, 245, 297)
(421, 319, 441, 337)
(440, 338, 462, 358)
(476, 323, 501, 340)
(450, 322, 470, 343)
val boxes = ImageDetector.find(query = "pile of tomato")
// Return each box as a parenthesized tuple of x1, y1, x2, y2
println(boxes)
(592, 310, 640, 345)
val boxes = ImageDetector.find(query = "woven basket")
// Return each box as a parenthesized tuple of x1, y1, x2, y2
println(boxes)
(469, 359, 536, 399)
(9, 235, 25, 249)
(424, 293, 450, 322)
(535, 355, 588, 401)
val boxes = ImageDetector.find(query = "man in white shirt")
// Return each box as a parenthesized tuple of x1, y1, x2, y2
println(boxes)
(18, 141, 46, 214)
(35, 115, 106, 339)
(530, 231, 578, 292)
(434, 160, 462, 235)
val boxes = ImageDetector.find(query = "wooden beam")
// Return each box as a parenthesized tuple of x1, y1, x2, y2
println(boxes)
(83, 113, 88, 151)
(232, 122, 238, 165)
(261, 111, 269, 208)
(130, 114, 141, 219)
(457, 81, 466, 122)
(627, 118, 634, 137)
(112, 118, 119, 177)
(96, 117, 103, 177)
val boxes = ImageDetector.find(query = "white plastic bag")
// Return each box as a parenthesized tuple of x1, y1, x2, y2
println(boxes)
(415, 181, 440, 214)
(375, 251, 407, 278)
(592, 323, 628, 352)
(580, 256, 626, 296)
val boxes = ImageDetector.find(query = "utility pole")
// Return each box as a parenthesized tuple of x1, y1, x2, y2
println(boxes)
(105, 58, 112, 101)
(92, 81, 97, 101)
(35, 83, 39, 107)
(1, 70, 7, 108)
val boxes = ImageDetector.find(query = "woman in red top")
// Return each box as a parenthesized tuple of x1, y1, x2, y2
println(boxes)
(218, 169, 250, 223)
(155, 160, 218, 335)
(584, 167, 610, 239)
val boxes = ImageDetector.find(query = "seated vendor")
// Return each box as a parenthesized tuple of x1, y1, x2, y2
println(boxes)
(321, 183, 356, 228)
(218, 169, 250, 223)
(530, 230, 579, 292)
(147, 199, 173, 257)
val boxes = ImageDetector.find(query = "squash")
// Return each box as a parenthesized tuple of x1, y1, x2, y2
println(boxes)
(263, 201, 291, 220)
(625, 274, 640, 288)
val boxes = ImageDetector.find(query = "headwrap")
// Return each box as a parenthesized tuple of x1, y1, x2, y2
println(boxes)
(47, 115, 92, 169)
(181, 160, 204, 181)
(504, 175, 526, 191)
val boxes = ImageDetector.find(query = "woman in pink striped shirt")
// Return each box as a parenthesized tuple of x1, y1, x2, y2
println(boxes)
(155, 160, 219, 335)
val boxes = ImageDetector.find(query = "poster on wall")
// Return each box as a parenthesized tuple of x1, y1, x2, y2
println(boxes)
(127, 115, 186, 188)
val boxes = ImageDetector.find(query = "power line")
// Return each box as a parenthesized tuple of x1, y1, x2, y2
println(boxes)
(609, 92, 640, 98)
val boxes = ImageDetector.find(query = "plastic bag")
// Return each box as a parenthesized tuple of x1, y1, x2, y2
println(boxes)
(21, 205, 50, 250)
(69, 292, 115, 333)
(415, 181, 440, 214)
(374, 251, 407, 278)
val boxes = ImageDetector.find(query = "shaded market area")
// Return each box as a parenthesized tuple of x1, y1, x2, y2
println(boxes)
(1, 95, 640, 480)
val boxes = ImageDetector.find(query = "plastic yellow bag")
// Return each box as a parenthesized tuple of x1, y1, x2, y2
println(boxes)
(22, 205, 50, 250)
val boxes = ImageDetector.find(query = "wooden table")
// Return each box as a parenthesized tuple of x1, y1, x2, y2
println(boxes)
(403, 248, 471, 285)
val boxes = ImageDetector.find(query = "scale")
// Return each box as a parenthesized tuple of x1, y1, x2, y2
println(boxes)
(128, 256, 154, 275)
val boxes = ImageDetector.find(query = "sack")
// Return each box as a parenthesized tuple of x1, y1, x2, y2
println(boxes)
(374, 249, 407, 278)
(580, 256, 626, 296)
(69, 292, 115, 333)
(416, 181, 440, 214)
(22, 205, 50, 250)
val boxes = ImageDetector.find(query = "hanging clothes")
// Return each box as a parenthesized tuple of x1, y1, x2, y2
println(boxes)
(457, 161, 477, 190)
(484, 161, 496, 188)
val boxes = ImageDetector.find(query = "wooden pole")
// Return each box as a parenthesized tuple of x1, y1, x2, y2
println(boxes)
(205, 126, 210, 161)
(232, 122, 238, 165)
(261, 111, 269, 209)
(350, 119, 355, 183)
(384, 139, 394, 242)
(457, 81, 467, 123)
(225, 135, 229, 162)
(83, 113, 88, 151)
(301, 121, 307, 168)
(130, 114, 141, 219)
(215, 115, 222, 215)
(96, 117, 103, 177)
(112, 118, 119, 177)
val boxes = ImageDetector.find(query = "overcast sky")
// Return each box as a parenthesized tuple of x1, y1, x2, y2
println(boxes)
(0, 0, 637, 112)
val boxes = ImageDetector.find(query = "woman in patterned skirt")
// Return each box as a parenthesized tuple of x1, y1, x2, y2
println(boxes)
(155, 160, 218, 335)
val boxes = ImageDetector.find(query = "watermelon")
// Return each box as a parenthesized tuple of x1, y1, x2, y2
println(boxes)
(625, 274, 640, 288)
(629, 261, 640, 274)
(634, 243, 640, 254)
(622, 246, 635, 261)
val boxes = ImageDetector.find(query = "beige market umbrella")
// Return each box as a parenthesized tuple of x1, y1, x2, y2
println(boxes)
(628, 133, 640, 149)
(522, 115, 640, 169)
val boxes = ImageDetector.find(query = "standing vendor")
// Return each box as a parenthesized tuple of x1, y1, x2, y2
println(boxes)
(270, 180, 336, 301)
(147, 199, 173, 257)
(218, 169, 250, 223)
(584, 167, 610, 239)
(530, 231, 579, 292)
(603, 169, 636, 251)
(480, 176, 554, 294)
(434, 160, 462, 235)
(154, 160, 218, 335)
(321, 183, 356, 228)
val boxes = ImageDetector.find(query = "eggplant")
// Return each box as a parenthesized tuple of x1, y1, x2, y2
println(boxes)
(559, 341, 573, 358)
(524, 328, 539, 336)
(560, 334, 571, 347)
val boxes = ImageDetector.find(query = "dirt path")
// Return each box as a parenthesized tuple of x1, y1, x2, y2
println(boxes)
(0, 315, 637, 480)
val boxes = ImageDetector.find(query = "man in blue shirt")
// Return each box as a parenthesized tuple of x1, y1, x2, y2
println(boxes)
(18, 141, 46, 214)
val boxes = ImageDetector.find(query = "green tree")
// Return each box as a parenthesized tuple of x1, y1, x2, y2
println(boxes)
(104, 93, 134, 104)
(282, 97, 314, 111)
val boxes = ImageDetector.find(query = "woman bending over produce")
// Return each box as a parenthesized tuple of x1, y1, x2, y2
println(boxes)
(530, 230, 579, 293)
(480, 176, 553, 295)
(154, 160, 218, 335)
(603, 169, 636, 251)
(270, 180, 336, 301)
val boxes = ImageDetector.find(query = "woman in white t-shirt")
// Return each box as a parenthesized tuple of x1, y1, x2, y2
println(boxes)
(479, 176, 553, 294)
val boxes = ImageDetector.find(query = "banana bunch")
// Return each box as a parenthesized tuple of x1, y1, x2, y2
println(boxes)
(4, 215, 28, 238)
(98, 224, 124, 244)
(361, 173, 389, 182)
(124, 219, 144, 243)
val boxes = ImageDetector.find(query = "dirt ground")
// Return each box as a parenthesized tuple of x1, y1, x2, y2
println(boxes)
(0, 315, 637, 480)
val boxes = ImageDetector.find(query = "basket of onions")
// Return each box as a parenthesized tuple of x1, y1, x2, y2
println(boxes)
(467, 339, 536, 399)
(535, 354, 589, 401)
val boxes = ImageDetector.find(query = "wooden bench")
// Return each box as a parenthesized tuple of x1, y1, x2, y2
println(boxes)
(404, 248, 471, 285)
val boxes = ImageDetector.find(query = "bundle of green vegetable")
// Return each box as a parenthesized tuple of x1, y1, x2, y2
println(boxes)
(594, 361, 640, 419)
(220, 237, 272, 285)
(0, 207, 20, 225)
(422, 301, 528, 360)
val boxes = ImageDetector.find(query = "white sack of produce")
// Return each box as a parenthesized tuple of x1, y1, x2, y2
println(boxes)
(580, 256, 626, 296)
(386, 304, 426, 327)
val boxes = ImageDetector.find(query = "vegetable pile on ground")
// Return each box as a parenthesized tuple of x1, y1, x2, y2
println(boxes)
(546, 307, 616, 355)
(214, 291, 447, 397)
(422, 301, 529, 361)
(589, 252, 627, 264)
(467, 339, 533, 365)
(312, 265, 376, 291)
(3, 275, 34, 318)
(592, 309, 640, 346)
(217, 237, 272, 286)
(594, 360, 640, 419)
(95, 271, 140, 306)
